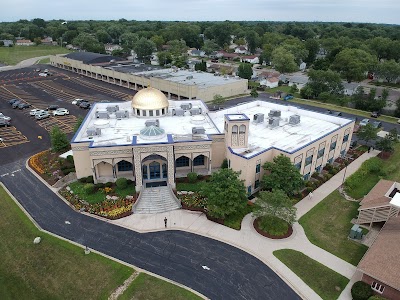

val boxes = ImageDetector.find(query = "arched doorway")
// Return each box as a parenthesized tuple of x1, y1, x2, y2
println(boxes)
(142, 154, 168, 188)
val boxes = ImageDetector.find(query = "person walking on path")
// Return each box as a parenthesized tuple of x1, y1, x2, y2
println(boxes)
(308, 192, 313, 200)
(164, 217, 168, 228)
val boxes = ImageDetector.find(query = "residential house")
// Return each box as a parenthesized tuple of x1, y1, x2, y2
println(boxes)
(207, 63, 234, 75)
(288, 75, 309, 90)
(261, 77, 279, 88)
(343, 82, 361, 96)
(217, 51, 240, 61)
(241, 55, 259, 64)
(0, 40, 13, 47)
(188, 49, 206, 57)
(234, 46, 248, 54)
(41, 37, 54, 45)
(105, 44, 122, 55)
(357, 180, 400, 300)
(15, 39, 34, 46)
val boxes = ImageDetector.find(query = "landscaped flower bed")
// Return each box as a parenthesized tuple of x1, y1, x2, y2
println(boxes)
(59, 185, 136, 220)
(177, 191, 207, 211)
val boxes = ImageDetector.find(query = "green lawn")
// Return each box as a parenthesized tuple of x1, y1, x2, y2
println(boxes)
(176, 181, 207, 193)
(0, 185, 132, 300)
(119, 273, 202, 300)
(289, 98, 399, 124)
(345, 143, 400, 199)
(37, 57, 50, 64)
(0, 45, 70, 65)
(274, 249, 349, 300)
(299, 191, 368, 265)
(68, 181, 135, 204)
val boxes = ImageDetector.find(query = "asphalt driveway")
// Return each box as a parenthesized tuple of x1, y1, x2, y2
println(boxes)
(0, 159, 299, 300)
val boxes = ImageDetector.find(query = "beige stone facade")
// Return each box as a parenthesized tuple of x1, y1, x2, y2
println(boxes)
(71, 87, 354, 194)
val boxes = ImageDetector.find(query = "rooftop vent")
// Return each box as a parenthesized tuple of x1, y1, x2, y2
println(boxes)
(145, 119, 160, 127)
(268, 117, 280, 128)
(289, 114, 301, 125)
(172, 108, 185, 116)
(106, 105, 119, 113)
(253, 113, 264, 124)
(180, 103, 192, 110)
(268, 110, 281, 118)
(87, 127, 101, 136)
(192, 127, 205, 134)
(186, 75, 193, 80)
(95, 110, 110, 119)
(190, 107, 202, 115)
(115, 110, 129, 119)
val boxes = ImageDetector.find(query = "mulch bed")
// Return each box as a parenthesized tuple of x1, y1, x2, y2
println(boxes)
(253, 217, 293, 239)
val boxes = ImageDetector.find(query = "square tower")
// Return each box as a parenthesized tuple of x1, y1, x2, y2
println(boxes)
(224, 114, 250, 149)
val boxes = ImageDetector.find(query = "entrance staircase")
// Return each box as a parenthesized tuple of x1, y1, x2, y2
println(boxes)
(133, 186, 181, 214)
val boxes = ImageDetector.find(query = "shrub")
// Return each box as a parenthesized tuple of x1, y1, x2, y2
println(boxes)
(127, 179, 133, 185)
(94, 183, 105, 189)
(63, 168, 75, 175)
(221, 159, 228, 169)
(86, 176, 94, 183)
(258, 215, 289, 236)
(79, 177, 87, 183)
(187, 172, 198, 183)
(84, 183, 95, 195)
(66, 155, 74, 164)
(105, 182, 113, 188)
(116, 178, 128, 189)
(364, 157, 383, 174)
(351, 281, 373, 300)
(197, 174, 204, 180)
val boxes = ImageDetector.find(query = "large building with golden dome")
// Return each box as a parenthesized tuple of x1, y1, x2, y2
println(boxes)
(71, 87, 354, 195)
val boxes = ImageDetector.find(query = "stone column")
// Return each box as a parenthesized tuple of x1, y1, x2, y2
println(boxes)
(133, 150, 143, 191)
(167, 146, 175, 189)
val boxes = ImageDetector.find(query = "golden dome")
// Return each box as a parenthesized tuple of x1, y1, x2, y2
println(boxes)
(131, 87, 169, 110)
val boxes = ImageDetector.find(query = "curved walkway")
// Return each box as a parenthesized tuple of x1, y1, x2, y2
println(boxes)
(0, 55, 54, 72)
(0, 158, 299, 300)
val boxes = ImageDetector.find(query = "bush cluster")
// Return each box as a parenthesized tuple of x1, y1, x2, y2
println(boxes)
(187, 172, 198, 183)
(79, 176, 94, 183)
(345, 157, 384, 191)
(116, 178, 128, 189)
(84, 183, 95, 195)
(258, 215, 289, 236)
(351, 281, 373, 300)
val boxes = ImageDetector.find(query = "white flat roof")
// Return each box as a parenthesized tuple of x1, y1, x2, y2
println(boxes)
(209, 101, 352, 157)
(390, 193, 400, 208)
(73, 100, 353, 156)
(134, 68, 245, 88)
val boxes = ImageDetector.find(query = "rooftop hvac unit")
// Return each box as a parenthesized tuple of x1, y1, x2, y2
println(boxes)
(87, 127, 101, 136)
(106, 105, 119, 113)
(186, 75, 193, 80)
(95, 111, 110, 119)
(190, 107, 202, 115)
(145, 119, 160, 127)
(180, 103, 192, 110)
(253, 113, 264, 124)
(268, 117, 280, 128)
(289, 114, 301, 125)
(268, 110, 281, 118)
(192, 127, 205, 134)
(115, 110, 129, 119)
(172, 108, 185, 116)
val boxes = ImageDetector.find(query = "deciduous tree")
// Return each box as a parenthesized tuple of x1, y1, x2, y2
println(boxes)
(238, 63, 253, 80)
(50, 126, 69, 152)
(271, 47, 298, 73)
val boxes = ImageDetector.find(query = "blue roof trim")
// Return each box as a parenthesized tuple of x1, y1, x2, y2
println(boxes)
(71, 103, 96, 143)
(132, 136, 137, 145)
(224, 113, 250, 121)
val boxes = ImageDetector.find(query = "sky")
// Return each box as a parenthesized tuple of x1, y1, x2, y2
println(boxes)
(1, 0, 399, 25)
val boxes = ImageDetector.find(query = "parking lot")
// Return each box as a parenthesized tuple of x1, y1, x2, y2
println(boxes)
(0, 65, 137, 165)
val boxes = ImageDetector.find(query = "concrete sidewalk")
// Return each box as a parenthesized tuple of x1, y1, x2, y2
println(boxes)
(110, 149, 379, 300)
(0, 55, 50, 72)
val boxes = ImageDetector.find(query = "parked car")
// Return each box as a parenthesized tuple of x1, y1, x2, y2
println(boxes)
(53, 108, 69, 116)
(0, 137, 3, 142)
(325, 110, 343, 116)
(38, 72, 48, 77)
(359, 119, 370, 126)
(372, 121, 382, 129)
(72, 98, 84, 105)
(0, 113, 11, 121)
(30, 109, 45, 116)
(0, 119, 11, 127)
(18, 103, 31, 109)
(35, 68, 41, 72)
(8, 99, 19, 105)
(349, 140, 358, 149)
(35, 111, 50, 120)
(46, 105, 59, 111)
(371, 111, 380, 118)
(12, 100, 21, 108)
(79, 102, 91, 109)
(284, 94, 294, 101)
(44, 69, 49, 73)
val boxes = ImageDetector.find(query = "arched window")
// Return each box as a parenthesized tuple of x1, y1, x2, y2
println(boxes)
(239, 125, 246, 133)
(176, 156, 190, 167)
(162, 163, 167, 178)
(232, 125, 238, 134)
(193, 155, 205, 166)
(149, 161, 160, 179)
(117, 160, 133, 171)
(142, 165, 148, 179)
